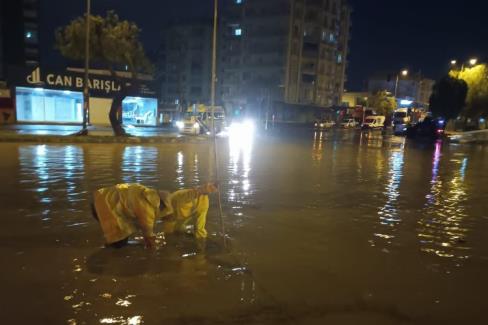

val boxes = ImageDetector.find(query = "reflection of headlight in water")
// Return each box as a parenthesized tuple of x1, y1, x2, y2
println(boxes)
(176, 121, 184, 129)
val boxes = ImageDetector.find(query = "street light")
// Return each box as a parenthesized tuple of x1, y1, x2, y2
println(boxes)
(451, 58, 479, 74)
(394, 69, 408, 98)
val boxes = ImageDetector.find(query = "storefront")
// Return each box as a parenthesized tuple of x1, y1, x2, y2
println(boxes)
(16, 87, 83, 123)
(8, 66, 157, 126)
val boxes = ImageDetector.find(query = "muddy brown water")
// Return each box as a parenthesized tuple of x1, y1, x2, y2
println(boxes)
(0, 130, 487, 324)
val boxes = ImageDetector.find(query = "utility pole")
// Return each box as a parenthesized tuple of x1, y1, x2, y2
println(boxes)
(82, 0, 91, 134)
(394, 69, 408, 99)
(210, 0, 218, 134)
(210, 0, 226, 248)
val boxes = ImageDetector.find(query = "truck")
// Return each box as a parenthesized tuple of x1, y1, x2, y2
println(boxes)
(176, 104, 226, 135)
(393, 108, 411, 125)
(393, 108, 413, 135)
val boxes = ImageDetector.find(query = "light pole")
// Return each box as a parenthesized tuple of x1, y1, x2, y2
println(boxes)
(81, 0, 91, 134)
(394, 69, 408, 99)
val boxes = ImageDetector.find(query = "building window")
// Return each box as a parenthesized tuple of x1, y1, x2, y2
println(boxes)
(328, 33, 336, 43)
(16, 87, 83, 123)
(337, 54, 342, 64)
(234, 28, 242, 36)
(321, 30, 327, 42)
(122, 97, 158, 126)
(24, 10, 38, 18)
(25, 30, 38, 43)
(190, 86, 202, 96)
(236, 0, 243, 4)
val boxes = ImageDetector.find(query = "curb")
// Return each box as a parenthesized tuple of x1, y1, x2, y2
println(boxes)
(0, 134, 209, 144)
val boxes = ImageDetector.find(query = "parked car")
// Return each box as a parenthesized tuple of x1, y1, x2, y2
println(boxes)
(362, 116, 385, 129)
(341, 118, 358, 128)
(314, 120, 336, 129)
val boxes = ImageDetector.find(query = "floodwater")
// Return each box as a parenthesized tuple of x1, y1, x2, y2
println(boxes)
(0, 130, 487, 324)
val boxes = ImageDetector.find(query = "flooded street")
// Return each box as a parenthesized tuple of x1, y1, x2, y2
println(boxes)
(1, 130, 487, 324)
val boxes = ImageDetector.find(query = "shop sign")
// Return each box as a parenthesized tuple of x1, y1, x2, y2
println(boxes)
(9, 66, 156, 98)
(26, 67, 121, 95)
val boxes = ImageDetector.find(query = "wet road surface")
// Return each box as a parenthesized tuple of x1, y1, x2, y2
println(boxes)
(0, 130, 487, 324)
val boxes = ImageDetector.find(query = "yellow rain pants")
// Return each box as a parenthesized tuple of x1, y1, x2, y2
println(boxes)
(162, 189, 209, 239)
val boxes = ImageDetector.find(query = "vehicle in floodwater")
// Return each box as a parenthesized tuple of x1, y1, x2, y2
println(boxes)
(406, 117, 446, 140)
(362, 115, 385, 129)
(314, 119, 336, 129)
(176, 105, 227, 135)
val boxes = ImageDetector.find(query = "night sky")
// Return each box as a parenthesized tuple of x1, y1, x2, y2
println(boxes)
(41, 0, 488, 91)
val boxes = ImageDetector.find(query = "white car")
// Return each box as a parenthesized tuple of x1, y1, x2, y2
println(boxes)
(314, 120, 336, 129)
(341, 119, 358, 128)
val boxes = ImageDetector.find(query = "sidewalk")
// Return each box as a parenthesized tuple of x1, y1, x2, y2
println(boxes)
(0, 124, 206, 144)
(447, 129, 488, 144)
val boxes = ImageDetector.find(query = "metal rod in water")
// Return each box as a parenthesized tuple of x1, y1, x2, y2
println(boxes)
(210, 0, 226, 248)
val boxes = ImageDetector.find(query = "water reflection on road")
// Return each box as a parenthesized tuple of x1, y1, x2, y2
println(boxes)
(374, 139, 405, 247)
(1, 130, 488, 324)
(418, 141, 471, 260)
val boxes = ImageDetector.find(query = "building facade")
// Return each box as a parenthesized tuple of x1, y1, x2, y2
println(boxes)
(0, 0, 40, 78)
(368, 73, 434, 107)
(342, 91, 368, 107)
(218, 0, 351, 113)
(158, 22, 212, 108)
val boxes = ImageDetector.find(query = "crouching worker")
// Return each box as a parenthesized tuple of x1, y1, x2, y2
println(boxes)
(159, 182, 218, 240)
(91, 183, 218, 249)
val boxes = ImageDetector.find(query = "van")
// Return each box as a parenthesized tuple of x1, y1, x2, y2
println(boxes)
(362, 116, 385, 129)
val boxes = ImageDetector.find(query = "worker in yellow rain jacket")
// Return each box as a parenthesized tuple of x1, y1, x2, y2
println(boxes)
(92, 183, 218, 249)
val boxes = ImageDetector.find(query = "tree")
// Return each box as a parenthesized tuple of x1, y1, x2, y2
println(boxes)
(368, 90, 397, 116)
(429, 75, 468, 121)
(451, 64, 488, 119)
(55, 11, 153, 136)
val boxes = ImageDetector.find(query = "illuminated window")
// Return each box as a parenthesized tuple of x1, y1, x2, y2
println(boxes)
(122, 97, 158, 126)
(337, 54, 342, 64)
(234, 28, 242, 36)
(16, 87, 83, 123)
(24, 30, 38, 43)
(236, 0, 242, 3)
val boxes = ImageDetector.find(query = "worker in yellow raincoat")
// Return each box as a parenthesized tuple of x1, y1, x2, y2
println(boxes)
(92, 182, 218, 249)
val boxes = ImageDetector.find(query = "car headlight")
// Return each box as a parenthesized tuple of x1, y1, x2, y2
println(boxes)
(193, 122, 199, 129)
(176, 121, 184, 129)
(314, 123, 318, 127)
(320, 123, 324, 127)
